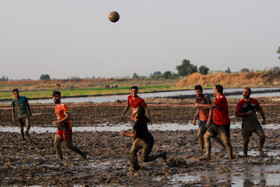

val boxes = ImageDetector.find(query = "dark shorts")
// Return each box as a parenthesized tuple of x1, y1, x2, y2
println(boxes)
(242, 123, 265, 138)
(207, 123, 230, 138)
(198, 120, 212, 136)
(17, 116, 30, 127)
(56, 130, 72, 142)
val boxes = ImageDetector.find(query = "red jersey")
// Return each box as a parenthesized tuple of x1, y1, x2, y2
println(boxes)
(235, 98, 262, 114)
(127, 95, 147, 120)
(213, 94, 230, 125)
(55, 103, 71, 132)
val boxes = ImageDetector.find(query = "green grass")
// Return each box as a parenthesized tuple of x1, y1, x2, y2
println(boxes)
(0, 85, 180, 100)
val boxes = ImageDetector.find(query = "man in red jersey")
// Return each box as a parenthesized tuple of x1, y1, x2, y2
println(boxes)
(235, 87, 266, 157)
(52, 91, 86, 160)
(121, 86, 152, 123)
(192, 85, 225, 151)
(195, 85, 233, 160)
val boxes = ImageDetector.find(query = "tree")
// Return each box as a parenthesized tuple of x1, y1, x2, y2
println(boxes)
(150, 71, 162, 79)
(40, 74, 50, 80)
(240, 68, 249, 73)
(225, 67, 231, 73)
(0, 75, 8, 81)
(132, 73, 139, 78)
(199, 65, 209, 75)
(277, 47, 280, 60)
(176, 59, 197, 77)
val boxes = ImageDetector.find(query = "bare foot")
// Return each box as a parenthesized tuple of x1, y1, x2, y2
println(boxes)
(200, 156, 211, 161)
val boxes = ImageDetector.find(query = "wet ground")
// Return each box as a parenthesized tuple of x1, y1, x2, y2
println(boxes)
(1, 96, 280, 186)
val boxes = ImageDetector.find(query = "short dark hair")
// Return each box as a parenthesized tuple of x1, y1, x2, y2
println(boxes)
(52, 91, 61, 97)
(215, 85, 223, 94)
(244, 87, 251, 93)
(194, 85, 202, 90)
(12, 89, 19, 93)
(131, 86, 138, 91)
(137, 106, 145, 117)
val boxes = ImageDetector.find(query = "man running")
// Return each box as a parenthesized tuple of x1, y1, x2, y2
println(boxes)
(11, 89, 32, 140)
(235, 87, 266, 157)
(52, 91, 86, 160)
(195, 85, 233, 160)
(120, 106, 166, 171)
(192, 85, 225, 151)
(121, 86, 152, 123)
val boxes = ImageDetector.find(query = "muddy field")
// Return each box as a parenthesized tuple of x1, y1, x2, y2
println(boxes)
(1, 96, 280, 186)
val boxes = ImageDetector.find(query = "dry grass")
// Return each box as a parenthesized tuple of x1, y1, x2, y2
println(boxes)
(177, 71, 280, 88)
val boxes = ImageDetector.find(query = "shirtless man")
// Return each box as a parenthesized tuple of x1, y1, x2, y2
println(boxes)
(195, 85, 233, 160)
(192, 85, 225, 151)
(52, 91, 86, 160)
(11, 89, 32, 140)
(120, 106, 166, 171)
(235, 87, 266, 157)
(121, 86, 152, 123)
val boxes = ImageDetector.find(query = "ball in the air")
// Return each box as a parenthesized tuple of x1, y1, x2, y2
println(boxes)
(108, 11, 120, 23)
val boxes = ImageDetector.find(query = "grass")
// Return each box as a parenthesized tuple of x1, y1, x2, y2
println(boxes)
(0, 84, 180, 100)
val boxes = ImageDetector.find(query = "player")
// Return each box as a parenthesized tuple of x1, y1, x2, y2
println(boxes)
(120, 106, 166, 171)
(52, 91, 86, 160)
(121, 86, 152, 123)
(195, 85, 233, 160)
(235, 87, 266, 157)
(11, 89, 32, 140)
(192, 85, 225, 151)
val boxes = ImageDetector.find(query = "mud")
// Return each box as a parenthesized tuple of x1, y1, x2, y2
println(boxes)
(1, 96, 280, 186)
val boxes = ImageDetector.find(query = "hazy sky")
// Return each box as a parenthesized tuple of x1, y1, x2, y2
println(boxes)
(0, 0, 279, 80)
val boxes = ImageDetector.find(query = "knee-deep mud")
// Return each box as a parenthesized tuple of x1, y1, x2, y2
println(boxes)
(1, 97, 280, 186)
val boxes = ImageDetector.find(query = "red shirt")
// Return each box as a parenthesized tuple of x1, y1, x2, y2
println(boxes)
(127, 95, 147, 120)
(235, 98, 262, 114)
(213, 94, 230, 125)
(55, 103, 71, 131)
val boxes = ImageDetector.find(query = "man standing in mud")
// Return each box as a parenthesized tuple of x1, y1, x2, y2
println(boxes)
(52, 91, 86, 160)
(235, 87, 266, 157)
(195, 85, 233, 160)
(192, 85, 225, 151)
(121, 86, 152, 123)
(120, 106, 166, 171)
(11, 89, 32, 140)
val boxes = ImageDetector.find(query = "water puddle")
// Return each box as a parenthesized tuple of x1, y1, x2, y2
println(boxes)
(155, 165, 280, 186)
(1, 123, 280, 133)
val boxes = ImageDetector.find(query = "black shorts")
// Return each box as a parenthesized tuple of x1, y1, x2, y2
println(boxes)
(207, 123, 230, 138)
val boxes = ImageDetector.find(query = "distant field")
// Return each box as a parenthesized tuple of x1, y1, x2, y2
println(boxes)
(0, 79, 181, 100)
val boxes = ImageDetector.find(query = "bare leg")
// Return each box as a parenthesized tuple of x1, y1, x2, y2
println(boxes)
(220, 132, 233, 160)
(201, 132, 213, 160)
(19, 122, 25, 140)
(141, 143, 166, 162)
(130, 140, 142, 170)
(65, 141, 86, 159)
(25, 117, 31, 140)
(213, 136, 226, 149)
(198, 128, 204, 151)
(243, 134, 250, 157)
(54, 135, 63, 160)
(254, 127, 266, 156)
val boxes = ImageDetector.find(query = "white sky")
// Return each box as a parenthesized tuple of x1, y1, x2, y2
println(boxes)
(0, 0, 279, 80)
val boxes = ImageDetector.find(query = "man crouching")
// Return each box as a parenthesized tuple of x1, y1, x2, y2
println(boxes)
(120, 106, 166, 171)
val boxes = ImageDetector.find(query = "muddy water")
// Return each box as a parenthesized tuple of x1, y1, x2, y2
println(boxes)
(1, 97, 280, 185)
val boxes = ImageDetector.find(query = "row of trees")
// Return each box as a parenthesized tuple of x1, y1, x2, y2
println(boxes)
(0, 75, 9, 81)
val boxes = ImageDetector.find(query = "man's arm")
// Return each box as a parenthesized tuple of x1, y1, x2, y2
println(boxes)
(12, 106, 15, 123)
(120, 130, 136, 138)
(206, 108, 213, 126)
(52, 111, 70, 126)
(192, 108, 199, 125)
(259, 109, 266, 125)
(26, 102, 32, 117)
(195, 103, 214, 110)
(144, 107, 152, 124)
(235, 110, 254, 117)
(121, 104, 130, 119)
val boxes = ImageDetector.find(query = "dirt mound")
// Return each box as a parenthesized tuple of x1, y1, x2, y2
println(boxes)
(177, 71, 280, 88)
